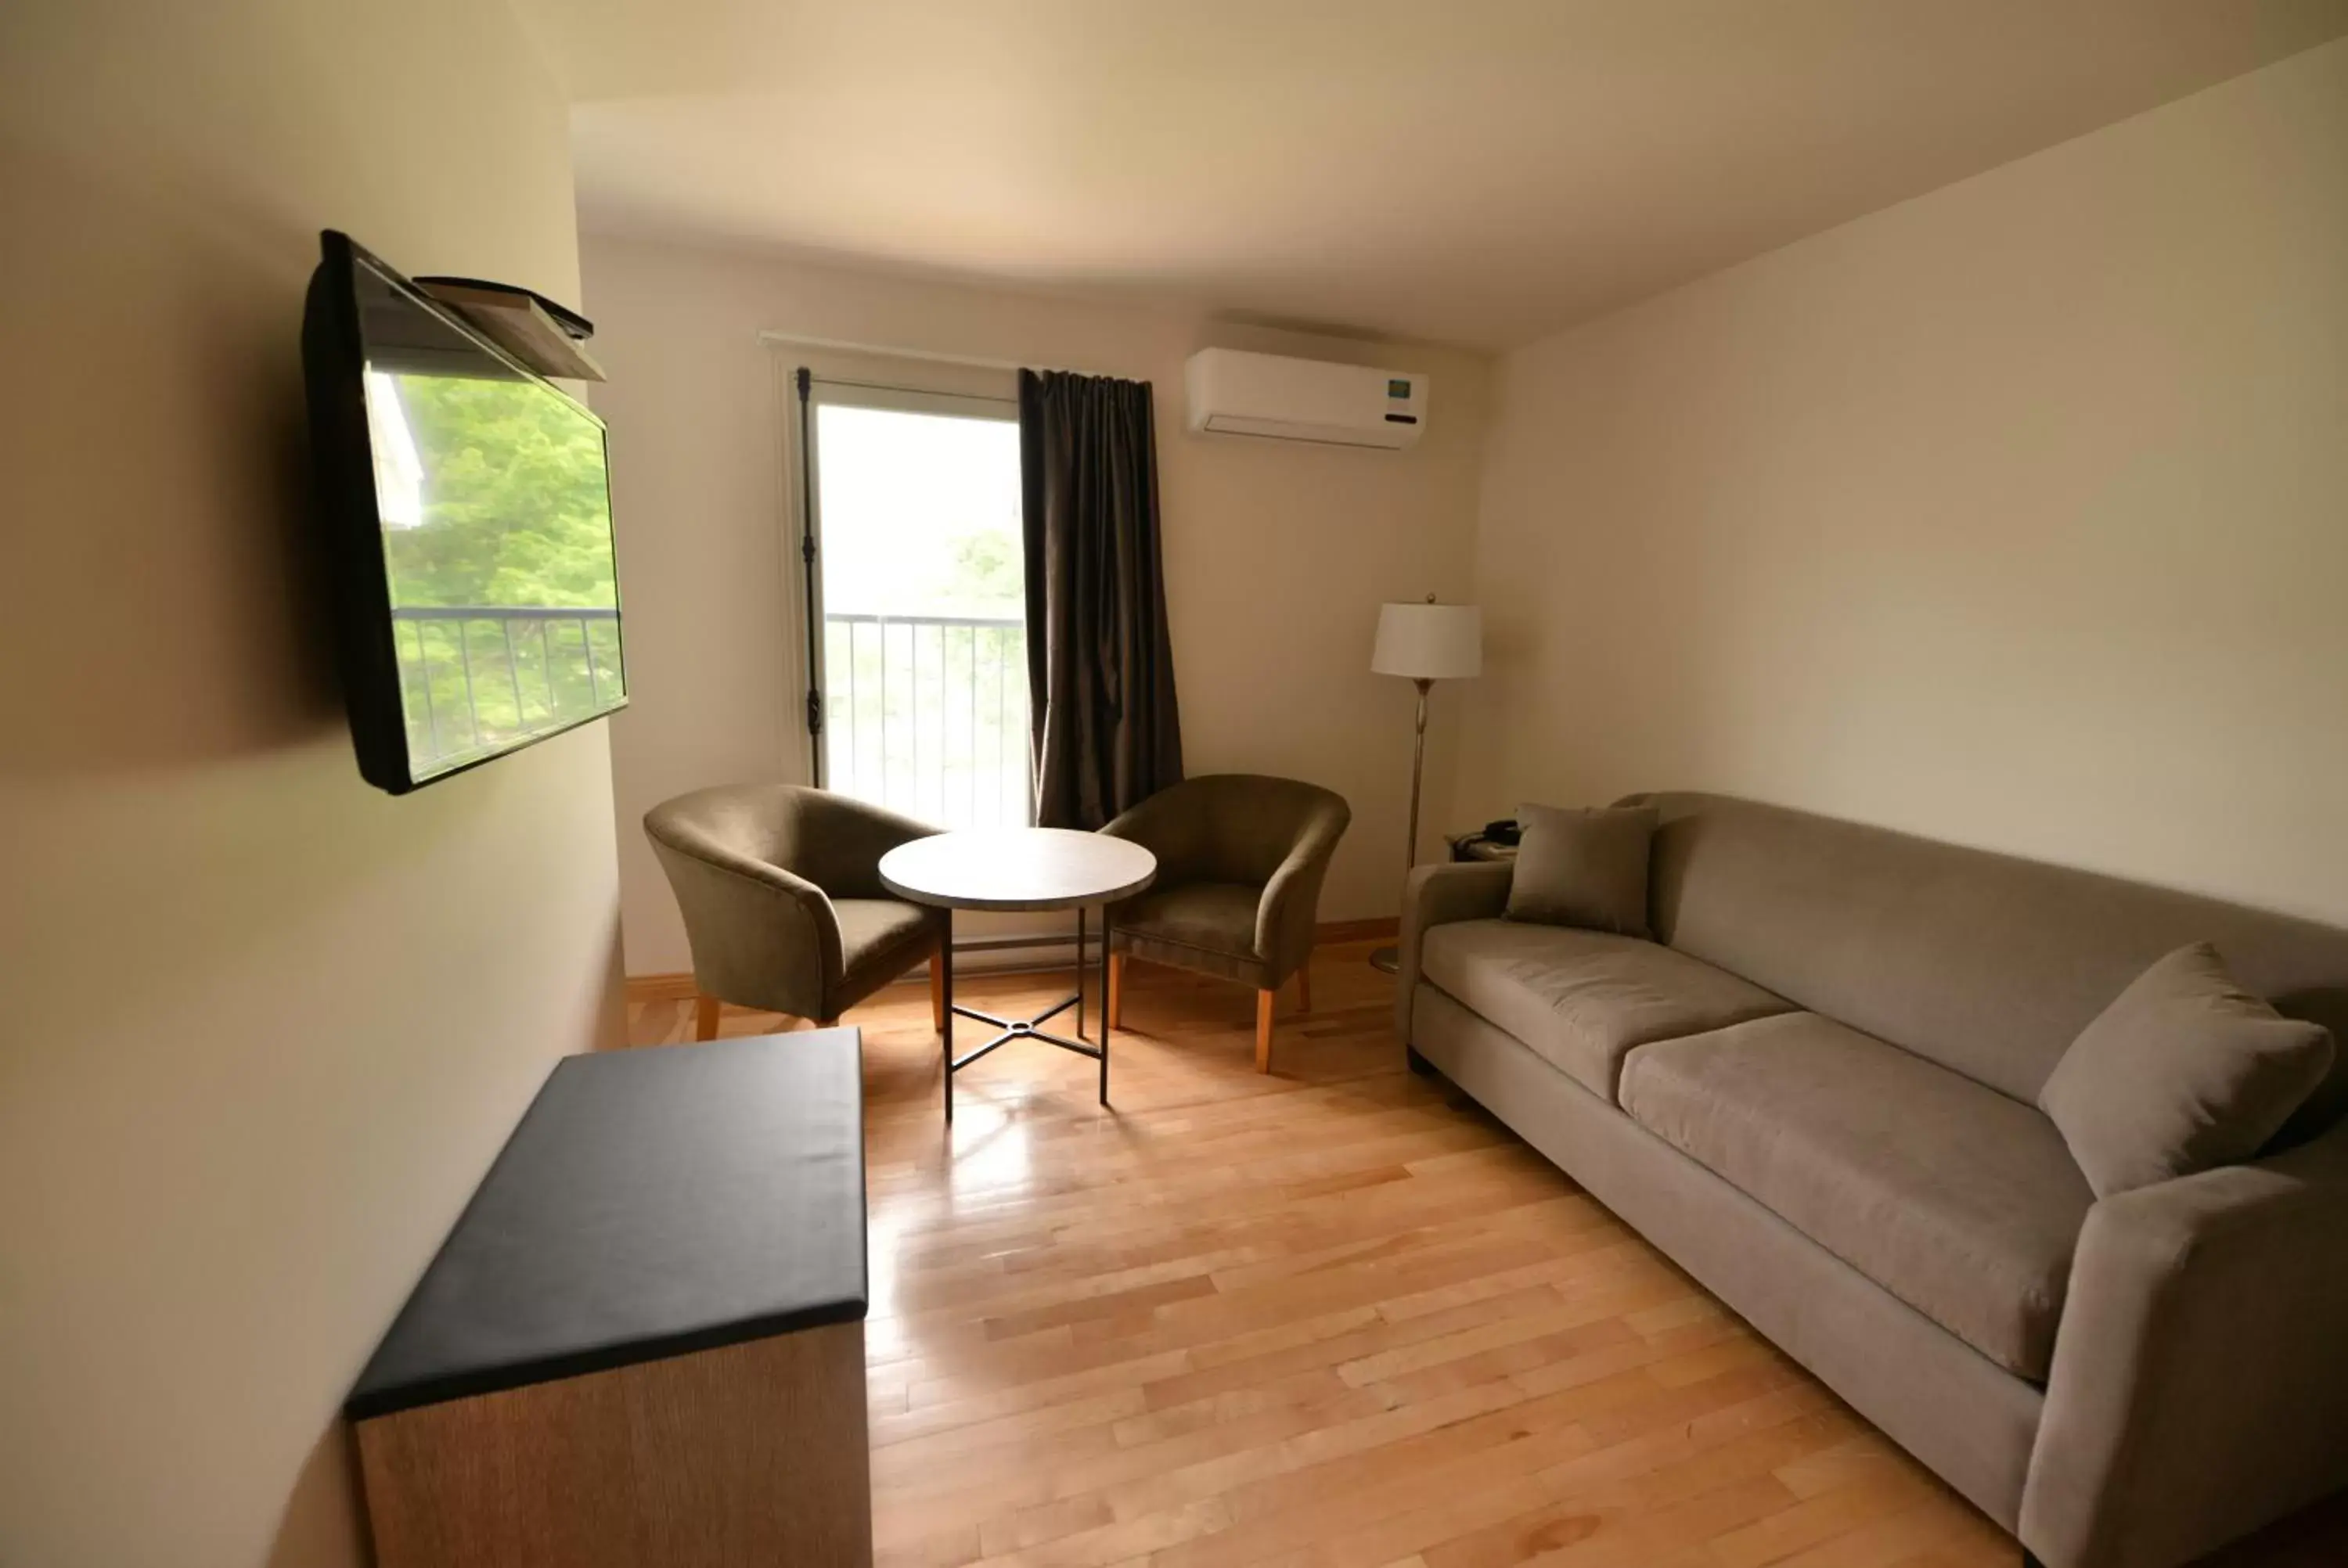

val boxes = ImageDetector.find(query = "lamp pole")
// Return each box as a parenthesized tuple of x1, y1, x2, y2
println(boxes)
(1369, 595, 1480, 976)
(1369, 676, 1435, 976)
(1403, 676, 1431, 883)
(1372, 675, 1439, 977)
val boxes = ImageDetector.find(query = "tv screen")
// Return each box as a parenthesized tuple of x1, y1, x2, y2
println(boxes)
(302, 231, 625, 793)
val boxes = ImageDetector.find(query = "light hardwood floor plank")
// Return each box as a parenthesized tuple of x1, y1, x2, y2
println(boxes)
(625, 941, 2347, 1568)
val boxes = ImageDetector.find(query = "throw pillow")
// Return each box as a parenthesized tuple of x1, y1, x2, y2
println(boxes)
(2039, 942, 2334, 1199)
(1504, 803, 1658, 939)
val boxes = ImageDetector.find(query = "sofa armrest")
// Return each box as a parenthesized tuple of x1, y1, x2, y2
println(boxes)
(1393, 860, 1514, 1045)
(2020, 1119, 2348, 1568)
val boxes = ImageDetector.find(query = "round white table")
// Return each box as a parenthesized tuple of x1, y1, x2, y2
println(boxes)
(878, 828, 1158, 1120)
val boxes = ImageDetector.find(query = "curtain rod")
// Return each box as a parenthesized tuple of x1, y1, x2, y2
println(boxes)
(754, 328, 1111, 379)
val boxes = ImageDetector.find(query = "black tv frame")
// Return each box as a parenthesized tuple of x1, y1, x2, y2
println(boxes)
(301, 230, 625, 795)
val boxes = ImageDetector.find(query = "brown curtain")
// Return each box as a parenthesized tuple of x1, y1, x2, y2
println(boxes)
(1019, 369, 1184, 829)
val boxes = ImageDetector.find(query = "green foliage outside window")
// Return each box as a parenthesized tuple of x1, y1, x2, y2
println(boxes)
(376, 371, 623, 775)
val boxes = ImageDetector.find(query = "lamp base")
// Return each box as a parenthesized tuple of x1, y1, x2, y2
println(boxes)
(1368, 944, 1400, 975)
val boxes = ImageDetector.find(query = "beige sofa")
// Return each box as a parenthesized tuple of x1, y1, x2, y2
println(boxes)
(1395, 793, 2348, 1568)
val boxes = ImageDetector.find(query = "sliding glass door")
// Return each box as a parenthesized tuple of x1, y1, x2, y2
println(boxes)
(805, 383, 1032, 828)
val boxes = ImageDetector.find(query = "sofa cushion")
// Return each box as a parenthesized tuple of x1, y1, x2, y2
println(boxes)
(1419, 919, 1792, 1102)
(1621, 1012, 2094, 1379)
(1505, 802, 1658, 938)
(2040, 943, 2336, 1199)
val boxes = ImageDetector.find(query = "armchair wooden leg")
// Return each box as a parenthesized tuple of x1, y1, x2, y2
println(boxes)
(1296, 962, 1312, 1015)
(1109, 951, 1127, 1029)
(1255, 989, 1276, 1074)
(930, 941, 948, 1034)
(694, 994, 721, 1042)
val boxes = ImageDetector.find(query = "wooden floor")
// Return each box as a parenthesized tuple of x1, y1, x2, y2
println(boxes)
(626, 941, 2348, 1568)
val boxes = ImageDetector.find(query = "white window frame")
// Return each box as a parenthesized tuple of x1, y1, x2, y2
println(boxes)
(794, 375, 1025, 818)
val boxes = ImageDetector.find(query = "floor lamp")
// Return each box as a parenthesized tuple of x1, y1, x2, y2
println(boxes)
(1369, 597, 1482, 974)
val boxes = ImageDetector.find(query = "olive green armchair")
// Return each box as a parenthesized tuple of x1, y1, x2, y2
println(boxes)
(644, 784, 947, 1039)
(1100, 774, 1352, 1073)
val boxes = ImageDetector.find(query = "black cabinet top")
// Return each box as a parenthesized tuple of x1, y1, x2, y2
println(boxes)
(346, 1030, 866, 1420)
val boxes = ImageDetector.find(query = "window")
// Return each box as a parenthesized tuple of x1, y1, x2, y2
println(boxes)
(806, 385, 1031, 828)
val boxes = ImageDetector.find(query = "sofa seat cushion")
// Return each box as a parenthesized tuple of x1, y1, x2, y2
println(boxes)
(1620, 1012, 2094, 1379)
(1419, 919, 1792, 1102)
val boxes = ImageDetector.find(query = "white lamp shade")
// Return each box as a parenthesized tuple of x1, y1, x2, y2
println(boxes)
(1372, 602, 1482, 681)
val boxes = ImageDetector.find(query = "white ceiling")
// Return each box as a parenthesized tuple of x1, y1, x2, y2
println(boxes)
(521, 0, 2348, 351)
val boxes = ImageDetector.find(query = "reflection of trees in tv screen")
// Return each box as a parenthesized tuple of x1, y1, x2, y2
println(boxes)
(365, 369, 621, 779)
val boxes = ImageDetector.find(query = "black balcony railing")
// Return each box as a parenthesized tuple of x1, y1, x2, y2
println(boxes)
(391, 606, 621, 766)
(823, 612, 1030, 829)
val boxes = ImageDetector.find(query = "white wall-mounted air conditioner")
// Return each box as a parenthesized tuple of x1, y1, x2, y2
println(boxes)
(1183, 348, 1428, 451)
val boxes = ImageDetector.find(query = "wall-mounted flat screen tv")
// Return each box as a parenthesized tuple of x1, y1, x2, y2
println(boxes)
(302, 231, 625, 794)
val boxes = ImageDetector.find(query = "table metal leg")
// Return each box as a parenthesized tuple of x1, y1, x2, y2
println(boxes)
(936, 903, 1111, 1121)
(942, 912, 955, 1124)
(1100, 908, 1112, 1105)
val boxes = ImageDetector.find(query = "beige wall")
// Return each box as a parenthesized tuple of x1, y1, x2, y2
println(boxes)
(0, 4, 621, 1566)
(1460, 39, 2348, 926)
(582, 235, 1490, 976)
